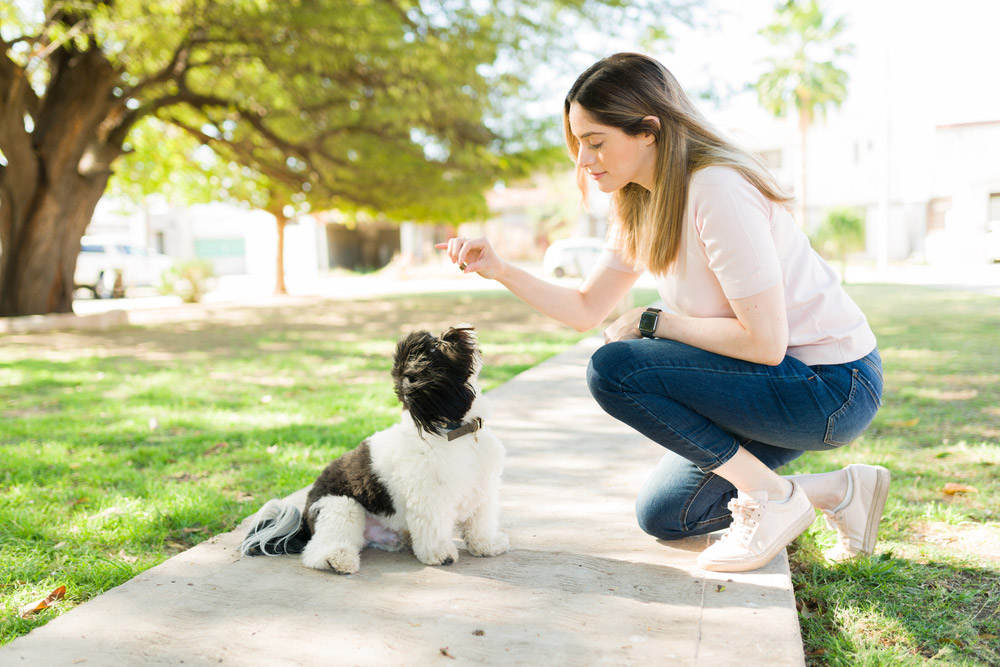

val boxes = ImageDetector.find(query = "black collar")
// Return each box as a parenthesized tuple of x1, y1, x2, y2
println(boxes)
(445, 417, 483, 441)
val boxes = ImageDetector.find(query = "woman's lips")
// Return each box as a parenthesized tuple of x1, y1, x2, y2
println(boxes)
(589, 171, 606, 180)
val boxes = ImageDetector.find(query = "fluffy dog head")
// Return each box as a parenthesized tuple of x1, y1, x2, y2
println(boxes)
(391, 326, 479, 436)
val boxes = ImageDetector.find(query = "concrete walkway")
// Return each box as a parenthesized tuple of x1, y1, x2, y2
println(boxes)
(0, 338, 805, 666)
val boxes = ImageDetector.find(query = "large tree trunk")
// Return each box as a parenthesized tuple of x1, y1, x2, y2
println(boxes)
(0, 48, 123, 317)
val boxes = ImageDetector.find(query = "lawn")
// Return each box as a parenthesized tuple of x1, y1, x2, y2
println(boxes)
(784, 285, 1000, 666)
(0, 289, 594, 645)
(1, 283, 998, 665)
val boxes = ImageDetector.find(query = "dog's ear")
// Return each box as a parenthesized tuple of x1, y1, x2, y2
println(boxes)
(437, 325, 477, 360)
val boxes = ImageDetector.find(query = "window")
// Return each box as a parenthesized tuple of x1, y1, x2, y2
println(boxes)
(989, 193, 1000, 221)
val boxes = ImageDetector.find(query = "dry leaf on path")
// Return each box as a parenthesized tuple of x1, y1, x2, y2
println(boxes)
(19, 585, 66, 618)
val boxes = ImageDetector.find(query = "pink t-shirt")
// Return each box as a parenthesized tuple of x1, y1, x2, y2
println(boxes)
(599, 166, 876, 366)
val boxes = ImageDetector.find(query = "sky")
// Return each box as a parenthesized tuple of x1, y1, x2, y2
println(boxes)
(550, 0, 999, 132)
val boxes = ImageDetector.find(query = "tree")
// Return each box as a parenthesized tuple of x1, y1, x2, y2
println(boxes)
(755, 0, 851, 227)
(1, 0, 691, 316)
(810, 207, 864, 282)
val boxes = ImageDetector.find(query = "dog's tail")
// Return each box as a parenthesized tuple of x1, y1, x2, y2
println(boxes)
(239, 499, 311, 557)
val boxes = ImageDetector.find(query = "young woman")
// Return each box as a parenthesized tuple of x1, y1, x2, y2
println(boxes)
(437, 53, 889, 572)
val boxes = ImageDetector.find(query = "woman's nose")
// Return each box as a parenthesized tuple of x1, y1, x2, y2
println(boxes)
(578, 145, 594, 167)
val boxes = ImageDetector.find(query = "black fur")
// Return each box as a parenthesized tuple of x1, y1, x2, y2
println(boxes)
(305, 439, 395, 531)
(391, 326, 478, 436)
(243, 517, 311, 556)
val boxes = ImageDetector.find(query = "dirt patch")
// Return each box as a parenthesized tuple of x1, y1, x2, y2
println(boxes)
(914, 521, 1000, 564)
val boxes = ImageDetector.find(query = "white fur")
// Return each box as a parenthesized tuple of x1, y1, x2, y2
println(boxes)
(304, 392, 508, 572)
(301, 496, 367, 574)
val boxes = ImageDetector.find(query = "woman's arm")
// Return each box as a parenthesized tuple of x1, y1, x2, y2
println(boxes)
(437, 237, 639, 332)
(605, 282, 789, 365)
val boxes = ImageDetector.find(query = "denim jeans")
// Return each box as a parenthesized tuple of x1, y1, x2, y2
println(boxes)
(586, 340, 883, 540)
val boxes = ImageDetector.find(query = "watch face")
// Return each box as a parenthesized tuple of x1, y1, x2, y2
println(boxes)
(639, 311, 658, 334)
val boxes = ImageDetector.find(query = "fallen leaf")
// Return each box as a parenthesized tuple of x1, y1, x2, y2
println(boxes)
(943, 483, 979, 495)
(117, 550, 138, 564)
(182, 525, 206, 534)
(716, 584, 726, 593)
(203, 442, 228, 456)
(889, 418, 920, 428)
(439, 647, 456, 659)
(472, 629, 485, 636)
(165, 540, 188, 551)
(980, 633, 998, 641)
(19, 585, 66, 618)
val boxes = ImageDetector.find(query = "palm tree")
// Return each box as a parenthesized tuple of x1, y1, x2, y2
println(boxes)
(756, 0, 852, 227)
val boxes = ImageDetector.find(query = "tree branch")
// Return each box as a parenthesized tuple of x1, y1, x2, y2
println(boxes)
(124, 39, 194, 100)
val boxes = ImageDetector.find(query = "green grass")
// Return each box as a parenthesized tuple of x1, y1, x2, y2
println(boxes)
(2, 283, 998, 665)
(784, 285, 1000, 666)
(0, 289, 592, 645)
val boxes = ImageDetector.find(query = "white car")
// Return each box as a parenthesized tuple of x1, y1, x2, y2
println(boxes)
(543, 237, 605, 278)
(75, 236, 173, 299)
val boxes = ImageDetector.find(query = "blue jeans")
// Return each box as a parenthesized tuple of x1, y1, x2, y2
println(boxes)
(586, 340, 883, 540)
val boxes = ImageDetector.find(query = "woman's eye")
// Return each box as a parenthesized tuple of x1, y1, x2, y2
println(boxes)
(588, 143, 602, 150)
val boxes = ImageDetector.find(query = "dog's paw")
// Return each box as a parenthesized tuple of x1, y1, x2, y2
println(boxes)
(467, 532, 510, 558)
(302, 547, 360, 575)
(415, 544, 459, 567)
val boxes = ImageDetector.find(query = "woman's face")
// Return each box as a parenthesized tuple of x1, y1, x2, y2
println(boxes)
(568, 102, 657, 192)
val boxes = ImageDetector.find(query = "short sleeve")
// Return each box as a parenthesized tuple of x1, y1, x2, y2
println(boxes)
(690, 168, 782, 300)
(596, 227, 641, 274)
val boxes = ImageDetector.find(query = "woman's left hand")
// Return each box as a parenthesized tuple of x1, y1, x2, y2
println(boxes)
(603, 307, 648, 344)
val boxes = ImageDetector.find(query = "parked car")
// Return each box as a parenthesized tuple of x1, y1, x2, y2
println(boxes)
(74, 236, 173, 299)
(543, 237, 605, 278)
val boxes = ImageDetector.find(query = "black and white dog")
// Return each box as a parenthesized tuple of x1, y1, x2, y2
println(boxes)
(239, 325, 508, 574)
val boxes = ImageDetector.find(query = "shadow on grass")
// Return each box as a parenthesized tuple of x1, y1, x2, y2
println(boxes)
(790, 544, 1000, 666)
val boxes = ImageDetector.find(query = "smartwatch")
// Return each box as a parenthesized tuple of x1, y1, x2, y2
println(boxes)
(638, 307, 661, 338)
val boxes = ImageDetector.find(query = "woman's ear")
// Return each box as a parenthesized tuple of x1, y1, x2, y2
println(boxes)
(642, 115, 660, 145)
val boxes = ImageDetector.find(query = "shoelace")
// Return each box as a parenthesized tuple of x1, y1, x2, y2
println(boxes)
(722, 496, 763, 547)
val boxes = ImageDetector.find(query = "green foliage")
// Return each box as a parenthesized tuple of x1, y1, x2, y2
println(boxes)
(157, 259, 215, 303)
(81, 0, 693, 224)
(810, 207, 865, 278)
(756, 0, 853, 122)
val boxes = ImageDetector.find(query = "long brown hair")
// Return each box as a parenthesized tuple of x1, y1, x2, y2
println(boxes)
(564, 53, 791, 275)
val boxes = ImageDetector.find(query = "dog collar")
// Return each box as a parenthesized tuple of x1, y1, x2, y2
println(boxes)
(445, 417, 483, 441)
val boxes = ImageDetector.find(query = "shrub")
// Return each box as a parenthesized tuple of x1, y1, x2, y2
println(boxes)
(158, 259, 215, 303)
(810, 207, 866, 281)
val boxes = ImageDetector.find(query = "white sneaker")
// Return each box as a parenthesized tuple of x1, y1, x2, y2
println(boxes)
(822, 464, 891, 561)
(697, 482, 815, 573)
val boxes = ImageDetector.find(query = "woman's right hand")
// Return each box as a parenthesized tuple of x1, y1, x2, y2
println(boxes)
(435, 237, 506, 280)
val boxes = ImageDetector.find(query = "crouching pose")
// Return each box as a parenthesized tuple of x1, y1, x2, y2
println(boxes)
(240, 326, 509, 574)
(438, 54, 890, 573)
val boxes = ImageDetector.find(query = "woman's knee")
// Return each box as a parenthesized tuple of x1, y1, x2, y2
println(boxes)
(586, 341, 633, 403)
(635, 460, 736, 540)
(636, 499, 731, 541)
